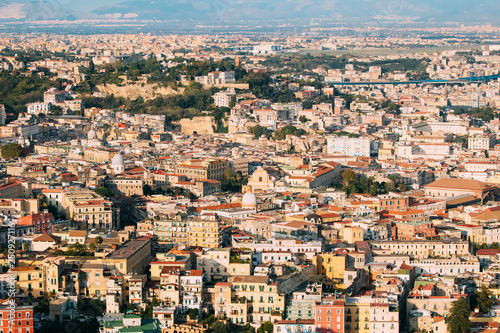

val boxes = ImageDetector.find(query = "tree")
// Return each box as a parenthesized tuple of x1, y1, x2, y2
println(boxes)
(476, 285, 495, 314)
(188, 308, 199, 320)
(225, 167, 234, 181)
(299, 115, 310, 123)
(1, 143, 24, 160)
(23, 242, 30, 251)
(94, 187, 114, 198)
(213, 320, 231, 333)
(447, 297, 471, 333)
(257, 322, 273, 333)
(94, 236, 103, 245)
(342, 169, 356, 188)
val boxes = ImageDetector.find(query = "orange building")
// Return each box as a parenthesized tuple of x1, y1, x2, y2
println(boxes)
(0, 305, 33, 333)
(315, 299, 345, 333)
(394, 221, 435, 241)
(17, 213, 53, 234)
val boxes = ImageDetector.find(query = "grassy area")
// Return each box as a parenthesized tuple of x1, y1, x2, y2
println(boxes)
(292, 45, 481, 57)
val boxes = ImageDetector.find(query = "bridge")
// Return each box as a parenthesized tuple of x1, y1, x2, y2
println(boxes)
(325, 74, 500, 86)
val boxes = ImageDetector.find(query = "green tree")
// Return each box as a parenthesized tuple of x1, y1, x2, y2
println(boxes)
(299, 115, 310, 123)
(94, 236, 103, 245)
(476, 285, 495, 314)
(188, 308, 199, 320)
(447, 297, 471, 333)
(94, 187, 114, 198)
(1, 143, 24, 160)
(342, 169, 356, 188)
(213, 320, 231, 333)
(257, 322, 273, 333)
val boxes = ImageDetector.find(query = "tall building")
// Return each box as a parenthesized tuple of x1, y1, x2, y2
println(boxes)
(315, 299, 345, 333)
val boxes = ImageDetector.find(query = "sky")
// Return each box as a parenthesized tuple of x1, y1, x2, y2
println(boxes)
(0, 0, 498, 24)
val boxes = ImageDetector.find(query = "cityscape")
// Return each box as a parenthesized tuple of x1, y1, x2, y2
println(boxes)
(0, 1, 500, 333)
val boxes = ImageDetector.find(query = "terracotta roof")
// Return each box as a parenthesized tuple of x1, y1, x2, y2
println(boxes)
(425, 178, 491, 191)
(33, 233, 61, 242)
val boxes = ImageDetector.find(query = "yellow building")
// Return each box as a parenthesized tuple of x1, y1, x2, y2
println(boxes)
(188, 219, 222, 248)
(81, 263, 108, 298)
(105, 239, 152, 275)
(247, 167, 275, 191)
(84, 147, 119, 163)
(340, 226, 364, 243)
(315, 253, 346, 289)
(11, 266, 45, 298)
(73, 199, 114, 229)
(214, 275, 285, 326)
(175, 158, 229, 181)
(345, 298, 371, 333)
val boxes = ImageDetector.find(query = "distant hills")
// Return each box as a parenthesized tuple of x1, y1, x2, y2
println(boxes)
(0, 0, 498, 24)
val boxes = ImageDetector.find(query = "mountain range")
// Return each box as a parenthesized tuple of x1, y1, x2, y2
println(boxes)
(0, 0, 498, 24)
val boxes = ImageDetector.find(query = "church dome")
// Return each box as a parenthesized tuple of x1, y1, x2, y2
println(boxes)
(111, 153, 125, 174)
(111, 153, 124, 166)
(241, 192, 257, 208)
(87, 129, 97, 140)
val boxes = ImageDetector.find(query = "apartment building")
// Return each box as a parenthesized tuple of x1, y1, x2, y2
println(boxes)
(105, 238, 152, 275)
(17, 212, 53, 234)
(369, 239, 469, 259)
(370, 303, 399, 333)
(0, 305, 33, 333)
(468, 135, 494, 151)
(327, 136, 372, 157)
(154, 217, 221, 249)
(73, 199, 113, 229)
(0, 198, 38, 215)
(214, 275, 285, 326)
(410, 257, 480, 275)
(175, 158, 229, 181)
(27, 102, 52, 115)
(315, 299, 345, 333)
(197, 248, 252, 282)
(80, 263, 109, 298)
(105, 177, 144, 197)
(10, 266, 45, 298)
(315, 253, 346, 289)
(213, 88, 236, 107)
(83, 147, 119, 163)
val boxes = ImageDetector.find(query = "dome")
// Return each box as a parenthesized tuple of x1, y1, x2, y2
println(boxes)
(111, 153, 124, 166)
(111, 153, 125, 174)
(87, 129, 97, 140)
(241, 192, 257, 208)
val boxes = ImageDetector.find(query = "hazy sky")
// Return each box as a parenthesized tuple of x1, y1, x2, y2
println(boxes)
(0, 0, 498, 23)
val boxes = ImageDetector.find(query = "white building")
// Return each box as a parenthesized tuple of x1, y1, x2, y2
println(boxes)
(327, 136, 371, 157)
(468, 135, 493, 151)
(27, 102, 52, 115)
(179, 270, 204, 312)
(371, 303, 399, 333)
(213, 88, 236, 107)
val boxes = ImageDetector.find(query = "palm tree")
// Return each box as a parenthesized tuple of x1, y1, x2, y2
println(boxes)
(23, 242, 30, 252)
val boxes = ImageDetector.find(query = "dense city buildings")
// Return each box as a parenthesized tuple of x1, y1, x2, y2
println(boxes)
(0, 8, 499, 333)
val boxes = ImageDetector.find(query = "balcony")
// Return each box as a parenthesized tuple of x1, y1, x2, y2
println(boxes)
(231, 297, 247, 304)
